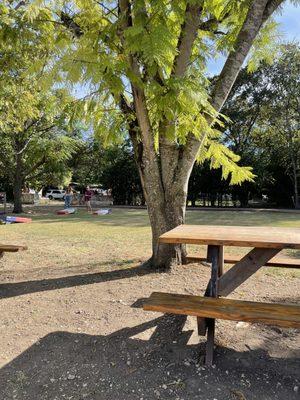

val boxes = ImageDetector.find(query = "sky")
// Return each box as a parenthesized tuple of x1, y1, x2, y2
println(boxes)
(207, 0, 300, 75)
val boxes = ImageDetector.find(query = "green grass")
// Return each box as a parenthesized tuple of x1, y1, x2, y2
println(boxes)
(1, 208, 299, 278)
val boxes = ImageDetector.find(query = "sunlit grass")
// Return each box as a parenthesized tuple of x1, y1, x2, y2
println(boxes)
(1, 208, 299, 279)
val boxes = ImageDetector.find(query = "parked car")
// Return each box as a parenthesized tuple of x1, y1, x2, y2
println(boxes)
(45, 189, 65, 200)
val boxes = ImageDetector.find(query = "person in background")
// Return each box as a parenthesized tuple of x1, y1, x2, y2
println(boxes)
(64, 185, 73, 209)
(84, 186, 93, 213)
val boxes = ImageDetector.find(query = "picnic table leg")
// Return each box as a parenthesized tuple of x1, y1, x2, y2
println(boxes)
(197, 245, 224, 336)
(205, 245, 223, 366)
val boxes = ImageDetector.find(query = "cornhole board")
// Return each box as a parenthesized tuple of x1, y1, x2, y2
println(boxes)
(57, 208, 76, 215)
(5, 216, 32, 223)
(93, 209, 112, 215)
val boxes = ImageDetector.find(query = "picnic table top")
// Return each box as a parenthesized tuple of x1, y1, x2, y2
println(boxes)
(0, 244, 28, 252)
(159, 225, 300, 249)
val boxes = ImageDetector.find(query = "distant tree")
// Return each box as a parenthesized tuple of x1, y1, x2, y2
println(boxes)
(256, 44, 300, 208)
(0, 4, 79, 212)
(188, 162, 227, 206)
(101, 144, 144, 206)
(71, 139, 105, 187)
(222, 43, 300, 208)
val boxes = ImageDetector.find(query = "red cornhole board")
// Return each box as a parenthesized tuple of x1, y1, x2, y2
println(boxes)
(56, 208, 75, 215)
(5, 216, 32, 223)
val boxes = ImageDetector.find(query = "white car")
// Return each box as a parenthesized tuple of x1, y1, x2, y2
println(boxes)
(45, 189, 65, 200)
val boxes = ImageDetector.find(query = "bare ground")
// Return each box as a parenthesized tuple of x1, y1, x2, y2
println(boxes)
(0, 208, 299, 400)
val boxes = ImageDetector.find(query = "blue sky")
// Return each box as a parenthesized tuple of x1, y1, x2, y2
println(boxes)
(207, 0, 300, 75)
(277, 1, 300, 41)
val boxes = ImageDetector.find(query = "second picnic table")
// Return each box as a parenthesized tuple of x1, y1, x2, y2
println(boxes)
(144, 225, 300, 365)
(0, 244, 27, 259)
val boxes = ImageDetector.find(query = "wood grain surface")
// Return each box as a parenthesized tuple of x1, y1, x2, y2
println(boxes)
(144, 292, 300, 329)
(159, 225, 300, 249)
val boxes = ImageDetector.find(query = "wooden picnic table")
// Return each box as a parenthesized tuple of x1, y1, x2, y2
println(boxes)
(0, 244, 27, 258)
(158, 224, 300, 365)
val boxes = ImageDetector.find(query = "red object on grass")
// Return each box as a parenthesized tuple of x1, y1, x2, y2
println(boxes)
(6, 216, 32, 223)
(56, 208, 75, 215)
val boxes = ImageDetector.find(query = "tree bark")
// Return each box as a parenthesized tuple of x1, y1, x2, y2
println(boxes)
(292, 159, 299, 209)
(139, 167, 189, 269)
(13, 151, 24, 214)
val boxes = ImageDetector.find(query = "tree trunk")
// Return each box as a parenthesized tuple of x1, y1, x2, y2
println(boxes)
(145, 183, 188, 269)
(134, 144, 193, 269)
(292, 160, 299, 209)
(13, 152, 24, 214)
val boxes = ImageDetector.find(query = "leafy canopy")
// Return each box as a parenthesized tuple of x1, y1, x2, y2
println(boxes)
(0, 3, 80, 187)
(3, 0, 287, 184)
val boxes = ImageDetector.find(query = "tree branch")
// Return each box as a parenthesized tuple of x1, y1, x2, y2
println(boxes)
(16, 124, 56, 155)
(171, 3, 203, 78)
(179, 0, 284, 185)
(158, 3, 206, 188)
(25, 156, 47, 179)
(60, 12, 83, 37)
(14, 1, 27, 10)
(211, 0, 284, 112)
(118, 1, 156, 156)
(263, 0, 285, 22)
(96, 2, 118, 18)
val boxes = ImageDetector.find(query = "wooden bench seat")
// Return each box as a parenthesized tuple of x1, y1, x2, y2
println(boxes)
(0, 244, 27, 252)
(143, 292, 300, 329)
(186, 254, 300, 268)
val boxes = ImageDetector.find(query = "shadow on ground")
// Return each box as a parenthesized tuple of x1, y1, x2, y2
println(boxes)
(0, 314, 299, 400)
(0, 262, 154, 299)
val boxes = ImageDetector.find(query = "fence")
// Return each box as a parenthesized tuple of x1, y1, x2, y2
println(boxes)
(190, 193, 240, 207)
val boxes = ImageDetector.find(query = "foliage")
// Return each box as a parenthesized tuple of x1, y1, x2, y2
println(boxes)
(0, 3, 81, 210)
(70, 138, 105, 186)
(220, 43, 300, 207)
(10, 0, 285, 183)
(101, 144, 144, 206)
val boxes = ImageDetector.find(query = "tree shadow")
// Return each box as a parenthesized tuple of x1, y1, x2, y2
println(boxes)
(0, 314, 299, 400)
(0, 262, 155, 300)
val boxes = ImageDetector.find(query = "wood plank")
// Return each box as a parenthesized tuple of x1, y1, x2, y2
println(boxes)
(186, 254, 300, 268)
(143, 292, 300, 329)
(0, 244, 27, 252)
(218, 248, 281, 297)
(159, 225, 300, 249)
(218, 246, 224, 276)
(197, 245, 212, 336)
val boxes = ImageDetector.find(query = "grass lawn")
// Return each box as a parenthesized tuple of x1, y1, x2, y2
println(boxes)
(0, 207, 299, 399)
(1, 207, 299, 279)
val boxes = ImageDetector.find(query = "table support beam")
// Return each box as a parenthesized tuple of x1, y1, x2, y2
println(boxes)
(197, 245, 224, 336)
(218, 247, 281, 297)
(203, 245, 223, 366)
